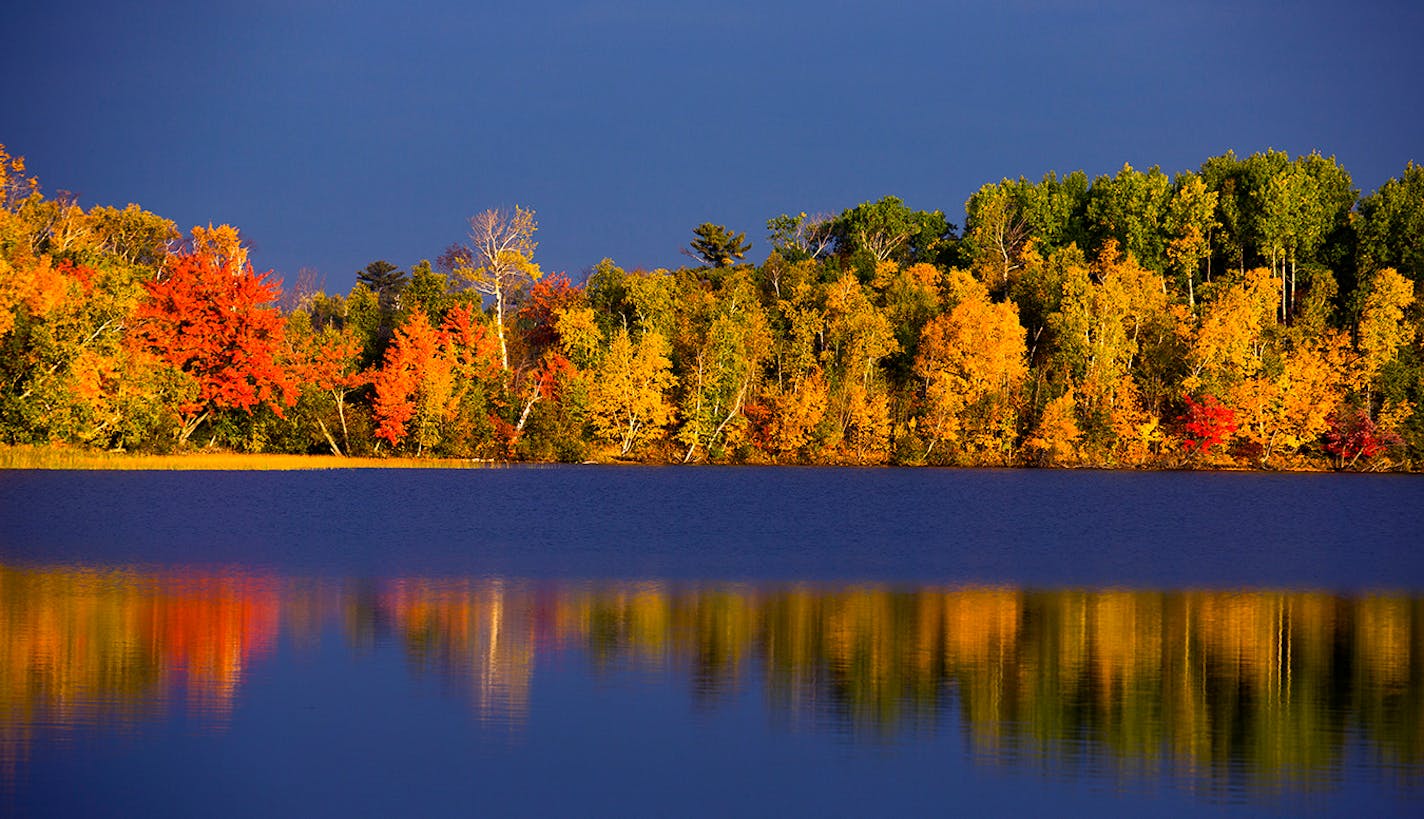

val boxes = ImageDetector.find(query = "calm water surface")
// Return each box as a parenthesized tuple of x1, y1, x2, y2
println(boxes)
(0, 466, 1420, 816)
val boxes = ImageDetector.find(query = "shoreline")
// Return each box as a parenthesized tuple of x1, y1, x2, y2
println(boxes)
(0, 444, 1398, 473)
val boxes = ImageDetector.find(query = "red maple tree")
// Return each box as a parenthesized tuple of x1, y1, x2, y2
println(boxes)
(131, 249, 296, 441)
(1180, 394, 1236, 453)
(1324, 408, 1400, 468)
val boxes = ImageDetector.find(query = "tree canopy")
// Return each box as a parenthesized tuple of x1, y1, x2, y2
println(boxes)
(2, 143, 1421, 470)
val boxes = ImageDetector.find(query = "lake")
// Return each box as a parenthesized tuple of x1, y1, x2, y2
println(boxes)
(0, 466, 1420, 816)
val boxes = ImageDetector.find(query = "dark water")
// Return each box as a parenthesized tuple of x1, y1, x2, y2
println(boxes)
(0, 466, 1420, 816)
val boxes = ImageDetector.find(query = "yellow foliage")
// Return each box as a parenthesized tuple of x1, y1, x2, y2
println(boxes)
(554, 306, 603, 369)
(189, 224, 249, 272)
(1228, 332, 1349, 465)
(1358, 267, 1415, 382)
(1190, 268, 1278, 387)
(756, 371, 830, 459)
(1026, 391, 1080, 466)
(915, 291, 1027, 458)
(836, 378, 890, 464)
(589, 329, 676, 456)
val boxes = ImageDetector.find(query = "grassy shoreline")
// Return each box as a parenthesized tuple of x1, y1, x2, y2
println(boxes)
(0, 445, 495, 471)
(0, 443, 1381, 473)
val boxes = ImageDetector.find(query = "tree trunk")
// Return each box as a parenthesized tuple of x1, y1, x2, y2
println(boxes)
(317, 418, 344, 457)
(495, 285, 509, 372)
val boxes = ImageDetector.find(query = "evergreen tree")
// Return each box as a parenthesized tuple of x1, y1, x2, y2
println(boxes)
(356, 260, 408, 305)
(689, 223, 751, 267)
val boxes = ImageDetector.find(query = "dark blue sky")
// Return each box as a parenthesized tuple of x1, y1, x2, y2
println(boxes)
(5, 0, 1421, 292)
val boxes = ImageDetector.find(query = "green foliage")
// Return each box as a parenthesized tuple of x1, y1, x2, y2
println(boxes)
(689, 222, 751, 267)
(356, 260, 408, 303)
(1086, 163, 1172, 272)
(830, 196, 951, 271)
(1356, 162, 1424, 287)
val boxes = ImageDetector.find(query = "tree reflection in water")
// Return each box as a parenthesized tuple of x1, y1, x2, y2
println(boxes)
(2, 564, 1420, 793)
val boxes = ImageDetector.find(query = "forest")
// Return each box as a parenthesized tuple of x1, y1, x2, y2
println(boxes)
(1, 144, 1422, 469)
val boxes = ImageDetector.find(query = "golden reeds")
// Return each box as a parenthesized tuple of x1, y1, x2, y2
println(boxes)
(0, 445, 494, 471)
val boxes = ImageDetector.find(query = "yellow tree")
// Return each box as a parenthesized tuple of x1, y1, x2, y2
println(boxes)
(820, 273, 898, 462)
(914, 277, 1028, 460)
(1186, 268, 1279, 392)
(1356, 267, 1415, 400)
(677, 306, 773, 462)
(589, 328, 676, 456)
(1043, 245, 1168, 462)
(1025, 390, 1081, 466)
(746, 369, 829, 462)
(1229, 332, 1350, 465)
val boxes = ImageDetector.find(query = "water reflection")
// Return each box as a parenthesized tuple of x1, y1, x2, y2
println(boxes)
(2, 564, 1421, 794)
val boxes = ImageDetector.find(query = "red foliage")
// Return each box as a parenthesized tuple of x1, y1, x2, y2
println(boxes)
(439, 304, 501, 380)
(370, 306, 504, 448)
(290, 328, 365, 393)
(530, 351, 576, 401)
(1180, 394, 1236, 452)
(131, 250, 296, 420)
(518, 273, 581, 350)
(1324, 408, 1399, 464)
(742, 400, 774, 450)
(56, 259, 97, 291)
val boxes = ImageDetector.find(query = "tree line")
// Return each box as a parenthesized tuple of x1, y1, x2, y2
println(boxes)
(2, 144, 1421, 469)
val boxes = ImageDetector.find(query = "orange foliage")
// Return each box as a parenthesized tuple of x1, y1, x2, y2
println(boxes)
(371, 305, 503, 449)
(371, 308, 444, 447)
(130, 247, 296, 427)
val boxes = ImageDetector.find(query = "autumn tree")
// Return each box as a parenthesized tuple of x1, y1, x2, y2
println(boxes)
(370, 305, 500, 453)
(129, 235, 296, 444)
(1025, 391, 1081, 466)
(589, 327, 676, 457)
(1324, 408, 1400, 469)
(371, 308, 443, 450)
(286, 312, 367, 455)
(676, 272, 772, 461)
(1179, 394, 1236, 455)
(1356, 266, 1416, 406)
(914, 271, 1028, 461)
(0, 143, 39, 212)
(1186, 268, 1279, 392)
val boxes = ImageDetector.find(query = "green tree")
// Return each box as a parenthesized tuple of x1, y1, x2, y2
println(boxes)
(356, 260, 408, 307)
(766, 212, 834, 262)
(831, 196, 950, 267)
(1356, 162, 1424, 290)
(1164, 171, 1219, 307)
(689, 222, 751, 267)
(1086, 163, 1172, 273)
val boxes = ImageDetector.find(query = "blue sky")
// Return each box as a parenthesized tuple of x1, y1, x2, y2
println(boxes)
(5, 0, 1422, 292)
